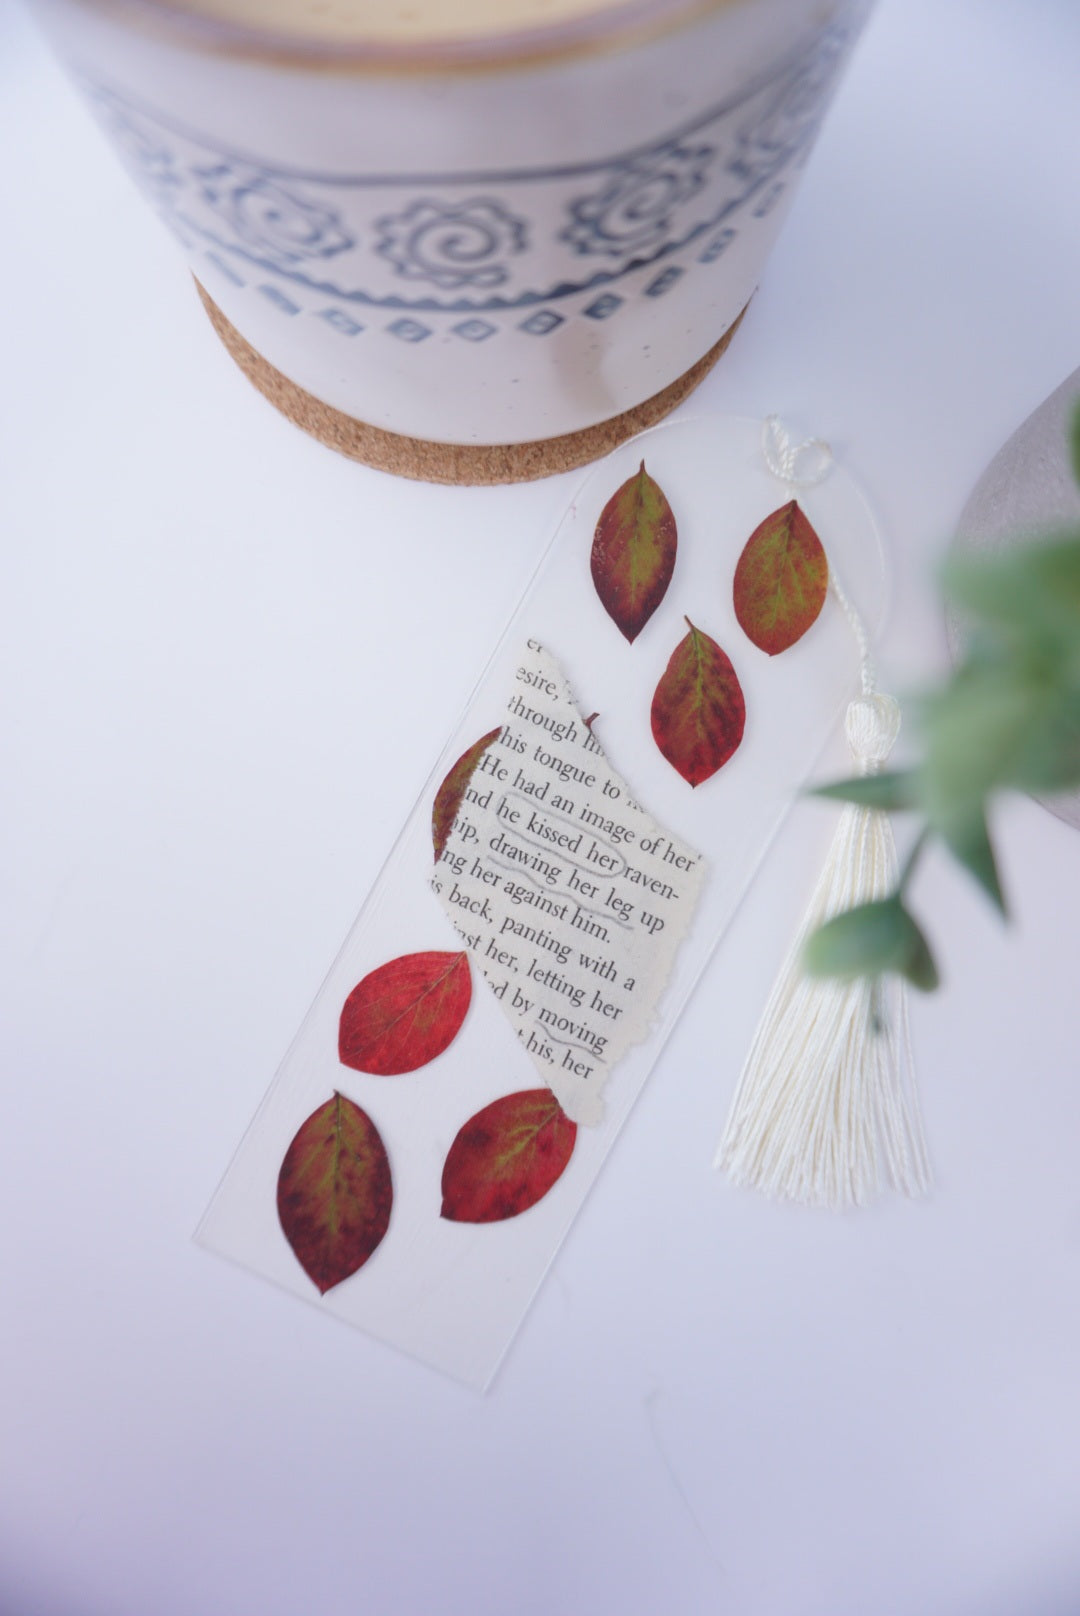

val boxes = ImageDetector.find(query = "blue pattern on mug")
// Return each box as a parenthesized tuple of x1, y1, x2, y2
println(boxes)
(374, 198, 528, 290)
(195, 164, 354, 265)
(560, 143, 715, 260)
(81, 15, 858, 332)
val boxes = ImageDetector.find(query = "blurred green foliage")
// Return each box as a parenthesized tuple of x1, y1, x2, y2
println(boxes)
(805, 405, 1080, 991)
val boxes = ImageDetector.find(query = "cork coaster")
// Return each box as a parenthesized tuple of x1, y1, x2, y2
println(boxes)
(195, 279, 746, 486)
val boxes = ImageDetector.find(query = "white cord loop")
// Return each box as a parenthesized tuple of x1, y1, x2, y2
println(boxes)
(761, 415, 834, 490)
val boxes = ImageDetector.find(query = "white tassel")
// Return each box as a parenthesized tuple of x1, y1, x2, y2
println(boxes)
(716, 694, 931, 1207)
(714, 417, 931, 1209)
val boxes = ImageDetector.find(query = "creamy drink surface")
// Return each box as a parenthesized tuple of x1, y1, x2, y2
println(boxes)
(165, 0, 637, 43)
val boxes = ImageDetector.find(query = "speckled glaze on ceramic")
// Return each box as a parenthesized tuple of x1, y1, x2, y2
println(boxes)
(39, 0, 872, 448)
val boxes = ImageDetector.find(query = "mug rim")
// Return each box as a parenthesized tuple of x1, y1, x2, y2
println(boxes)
(71, 0, 741, 72)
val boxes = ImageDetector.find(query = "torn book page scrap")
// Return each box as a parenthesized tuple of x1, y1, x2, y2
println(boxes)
(432, 640, 707, 1127)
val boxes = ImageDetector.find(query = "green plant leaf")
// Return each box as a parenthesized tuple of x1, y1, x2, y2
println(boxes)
(804, 897, 940, 991)
(811, 769, 921, 811)
(922, 663, 1039, 806)
(942, 533, 1080, 640)
(899, 917, 941, 992)
(801, 415, 1080, 994)
(939, 805, 1006, 917)
(923, 658, 1080, 813)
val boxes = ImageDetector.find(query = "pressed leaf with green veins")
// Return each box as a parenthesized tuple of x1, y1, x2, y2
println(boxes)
(590, 461, 677, 643)
(441, 1089, 577, 1223)
(733, 499, 828, 655)
(651, 618, 745, 785)
(277, 1094, 392, 1294)
(339, 950, 472, 1075)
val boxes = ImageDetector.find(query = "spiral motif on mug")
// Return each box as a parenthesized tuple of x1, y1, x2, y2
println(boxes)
(374, 198, 528, 290)
(195, 167, 354, 263)
(560, 143, 715, 260)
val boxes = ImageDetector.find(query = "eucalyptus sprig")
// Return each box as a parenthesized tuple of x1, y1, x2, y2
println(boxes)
(804, 405, 1080, 991)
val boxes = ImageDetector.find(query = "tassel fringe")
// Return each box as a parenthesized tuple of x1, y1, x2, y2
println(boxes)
(716, 694, 931, 1209)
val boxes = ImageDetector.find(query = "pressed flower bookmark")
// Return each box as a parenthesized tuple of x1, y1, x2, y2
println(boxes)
(197, 414, 889, 1387)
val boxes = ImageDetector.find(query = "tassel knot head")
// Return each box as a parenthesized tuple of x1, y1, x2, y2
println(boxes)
(846, 693, 901, 772)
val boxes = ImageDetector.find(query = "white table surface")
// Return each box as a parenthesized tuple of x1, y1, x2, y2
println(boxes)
(3, 3, 1080, 1613)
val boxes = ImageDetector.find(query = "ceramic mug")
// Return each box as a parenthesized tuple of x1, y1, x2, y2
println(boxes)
(37, 0, 872, 482)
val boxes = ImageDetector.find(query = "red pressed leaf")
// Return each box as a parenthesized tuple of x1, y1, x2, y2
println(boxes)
(441, 1089, 577, 1223)
(339, 951, 471, 1075)
(432, 727, 502, 863)
(651, 618, 745, 786)
(277, 1093, 392, 1294)
(733, 499, 828, 654)
(591, 461, 677, 642)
